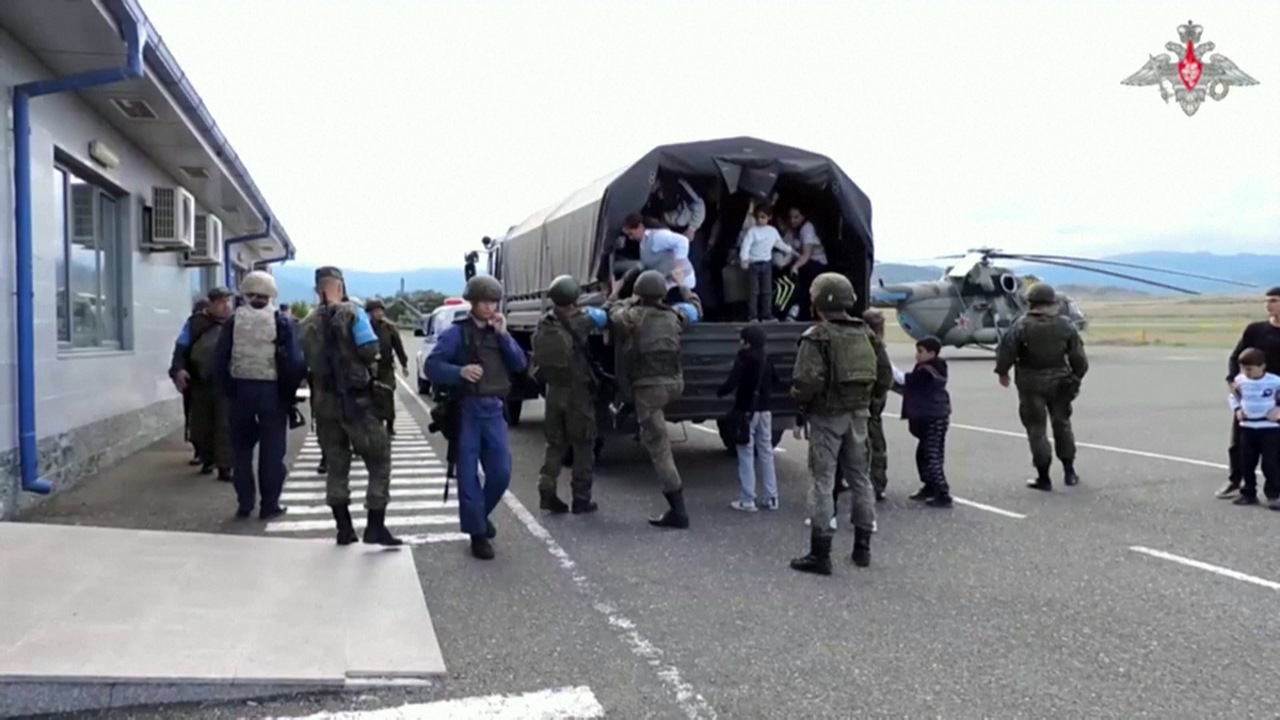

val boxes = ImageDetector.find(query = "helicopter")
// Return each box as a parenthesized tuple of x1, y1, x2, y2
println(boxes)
(868, 247, 1257, 350)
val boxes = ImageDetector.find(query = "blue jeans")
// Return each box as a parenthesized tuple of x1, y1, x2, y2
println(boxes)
(455, 395, 512, 535)
(747, 261, 772, 321)
(228, 380, 288, 512)
(735, 411, 777, 504)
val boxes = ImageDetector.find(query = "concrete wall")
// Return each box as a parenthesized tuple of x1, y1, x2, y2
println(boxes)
(0, 26, 270, 518)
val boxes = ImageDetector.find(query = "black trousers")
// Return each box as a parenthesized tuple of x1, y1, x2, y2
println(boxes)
(1228, 417, 1242, 481)
(1238, 427, 1280, 500)
(909, 417, 950, 495)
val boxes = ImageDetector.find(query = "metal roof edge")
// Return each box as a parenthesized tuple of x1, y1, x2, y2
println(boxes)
(99, 0, 294, 257)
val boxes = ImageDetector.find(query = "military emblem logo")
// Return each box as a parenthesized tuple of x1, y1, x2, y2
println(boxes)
(1121, 20, 1258, 116)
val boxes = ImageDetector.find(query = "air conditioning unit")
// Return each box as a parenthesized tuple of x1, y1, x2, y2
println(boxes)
(183, 213, 223, 266)
(147, 186, 195, 250)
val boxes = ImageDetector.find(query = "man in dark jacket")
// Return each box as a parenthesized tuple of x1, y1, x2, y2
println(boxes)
(170, 287, 234, 480)
(183, 298, 211, 466)
(901, 336, 953, 507)
(717, 325, 780, 511)
(1219, 286, 1280, 498)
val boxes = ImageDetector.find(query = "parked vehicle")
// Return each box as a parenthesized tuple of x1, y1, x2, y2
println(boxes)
(480, 136, 874, 456)
(413, 298, 471, 398)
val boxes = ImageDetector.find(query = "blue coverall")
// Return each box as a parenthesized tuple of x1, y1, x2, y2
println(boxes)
(426, 319, 528, 536)
(212, 311, 306, 514)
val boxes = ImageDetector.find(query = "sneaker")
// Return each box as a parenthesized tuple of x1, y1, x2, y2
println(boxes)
(1233, 494, 1259, 506)
(1215, 481, 1241, 499)
(1269, 498, 1280, 512)
(730, 500, 758, 513)
(758, 497, 779, 511)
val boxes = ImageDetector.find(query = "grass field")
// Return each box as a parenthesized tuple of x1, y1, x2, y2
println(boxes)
(879, 295, 1267, 349)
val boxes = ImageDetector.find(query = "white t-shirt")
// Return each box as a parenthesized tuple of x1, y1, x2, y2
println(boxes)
(739, 225, 788, 264)
(787, 221, 828, 266)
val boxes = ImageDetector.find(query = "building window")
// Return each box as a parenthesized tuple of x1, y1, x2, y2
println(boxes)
(55, 163, 126, 350)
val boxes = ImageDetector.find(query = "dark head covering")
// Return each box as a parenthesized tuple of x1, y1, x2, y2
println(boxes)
(740, 325, 766, 353)
(207, 286, 232, 301)
(365, 298, 386, 312)
(315, 266, 344, 284)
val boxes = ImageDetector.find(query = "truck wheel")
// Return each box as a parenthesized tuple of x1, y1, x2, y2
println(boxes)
(506, 399, 523, 426)
(417, 378, 430, 395)
(771, 427, 786, 449)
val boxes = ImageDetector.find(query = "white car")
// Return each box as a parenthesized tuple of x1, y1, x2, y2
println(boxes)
(415, 299, 471, 397)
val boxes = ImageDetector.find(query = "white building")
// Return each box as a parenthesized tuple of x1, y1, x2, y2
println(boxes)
(0, 0, 295, 518)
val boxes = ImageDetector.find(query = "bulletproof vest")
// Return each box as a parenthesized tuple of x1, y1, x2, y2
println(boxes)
(629, 305, 682, 383)
(300, 302, 374, 419)
(229, 305, 278, 381)
(1015, 313, 1072, 371)
(188, 315, 223, 384)
(532, 309, 587, 387)
(639, 234, 676, 279)
(807, 320, 877, 412)
(460, 320, 511, 397)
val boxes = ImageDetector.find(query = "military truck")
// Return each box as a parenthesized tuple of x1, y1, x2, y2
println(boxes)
(483, 136, 874, 457)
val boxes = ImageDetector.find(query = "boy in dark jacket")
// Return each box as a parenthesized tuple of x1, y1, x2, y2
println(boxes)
(902, 336, 952, 507)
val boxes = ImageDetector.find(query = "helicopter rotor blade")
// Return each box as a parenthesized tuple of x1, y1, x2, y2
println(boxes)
(999, 256, 1203, 295)
(991, 253, 1257, 288)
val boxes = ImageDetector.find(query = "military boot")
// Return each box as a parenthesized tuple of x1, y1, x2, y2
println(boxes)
(648, 489, 689, 529)
(572, 492, 598, 515)
(851, 527, 872, 567)
(1062, 462, 1080, 487)
(316, 458, 328, 475)
(470, 535, 495, 560)
(1026, 467, 1052, 492)
(386, 420, 396, 437)
(539, 486, 570, 514)
(789, 529, 833, 576)
(362, 509, 404, 547)
(330, 505, 358, 546)
(216, 467, 233, 483)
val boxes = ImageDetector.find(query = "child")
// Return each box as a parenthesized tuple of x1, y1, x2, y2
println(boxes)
(901, 336, 953, 507)
(1227, 347, 1280, 509)
(717, 326, 780, 511)
(737, 203, 789, 322)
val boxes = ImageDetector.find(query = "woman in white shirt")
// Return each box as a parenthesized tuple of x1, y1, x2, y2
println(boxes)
(784, 207, 829, 321)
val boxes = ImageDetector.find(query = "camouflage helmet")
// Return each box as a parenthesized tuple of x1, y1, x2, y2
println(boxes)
(463, 275, 503, 302)
(811, 272, 856, 313)
(548, 274, 580, 307)
(1025, 282, 1056, 305)
(634, 270, 668, 300)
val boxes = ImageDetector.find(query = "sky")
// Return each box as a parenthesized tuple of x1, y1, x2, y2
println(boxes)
(139, 0, 1280, 271)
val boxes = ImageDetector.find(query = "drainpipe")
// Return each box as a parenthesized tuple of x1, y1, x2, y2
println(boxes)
(223, 214, 272, 288)
(11, 19, 146, 495)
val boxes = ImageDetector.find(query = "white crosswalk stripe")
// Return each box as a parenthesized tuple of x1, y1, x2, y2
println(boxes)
(270, 401, 465, 545)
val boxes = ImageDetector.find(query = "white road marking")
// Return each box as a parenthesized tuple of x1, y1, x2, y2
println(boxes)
(281, 487, 449, 502)
(1130, 546, 1280, 591)
(951, 497, 1026, 519)
(289, 467, 445, 478)
(398, 377, 717, 719)
(287, 477, 446, 490)
(884, 413, 1229, 471)
(397, 532, 471, 545)
(267, 514, 457, 533)
(297, 452, 439, 461)
(265, 685, 604, 719)
(285, 500, 458, 515)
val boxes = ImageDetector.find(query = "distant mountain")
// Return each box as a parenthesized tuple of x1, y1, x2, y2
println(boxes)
(271, 264, 467, 303)
(874, 251, 1276, 296)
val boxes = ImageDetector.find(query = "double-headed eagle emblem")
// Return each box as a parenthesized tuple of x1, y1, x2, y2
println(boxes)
(1122, 21, 1258, 116)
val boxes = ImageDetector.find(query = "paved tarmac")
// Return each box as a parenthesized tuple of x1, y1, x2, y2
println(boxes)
(35, 343, 1280, 719)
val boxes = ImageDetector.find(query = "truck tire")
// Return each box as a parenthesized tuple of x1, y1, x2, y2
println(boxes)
(506, 398, 523, 426)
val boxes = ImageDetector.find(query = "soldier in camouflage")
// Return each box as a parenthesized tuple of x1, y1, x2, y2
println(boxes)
(298, 266, 402, 546)
(532, 275, 608, 515)
(608, 269, 702, 529)
(170, 287, 235, 482)
(862, 308, 891, 501)
(994, 282, 1089, 490)
(365, 299, 409, 437)
(789, 273, 892, 576)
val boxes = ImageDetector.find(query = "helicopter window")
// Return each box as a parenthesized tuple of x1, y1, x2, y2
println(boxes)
(999, 274, 1018, 294)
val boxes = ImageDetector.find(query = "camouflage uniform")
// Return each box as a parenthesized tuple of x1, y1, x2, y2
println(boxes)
(608, 270, 702, 529)
(170, 288, 234, 480)
(532, 275, 607, 514)
(862, 309, 890, 498)
(298, 267, 400, 546)
(366, 299, 408, 432)
(994, 283, 1089, 490)
(790, 273, 892, 576)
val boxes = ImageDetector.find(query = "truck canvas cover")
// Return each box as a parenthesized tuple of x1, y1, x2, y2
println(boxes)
(499, 136, 874, 299)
